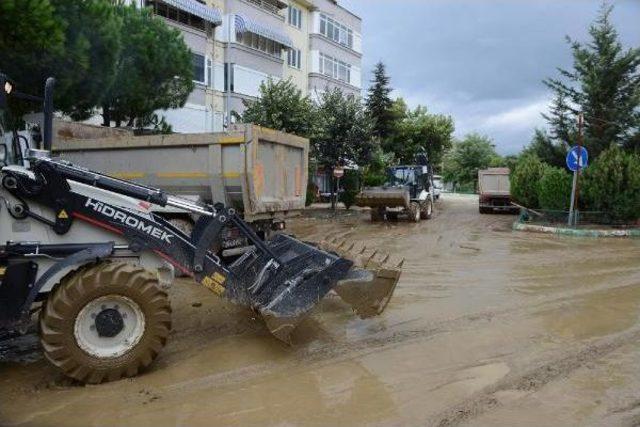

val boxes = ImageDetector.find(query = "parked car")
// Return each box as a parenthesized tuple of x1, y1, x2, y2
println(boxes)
(432, 175, 443, 200)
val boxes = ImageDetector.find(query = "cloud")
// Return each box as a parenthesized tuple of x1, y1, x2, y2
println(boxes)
(341, 0, 640, 155)
(482, 99, 550, 131)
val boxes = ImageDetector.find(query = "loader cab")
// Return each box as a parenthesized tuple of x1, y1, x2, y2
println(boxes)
(387, 165, 431, 199)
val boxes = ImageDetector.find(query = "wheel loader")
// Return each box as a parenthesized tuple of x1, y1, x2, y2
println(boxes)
(356, 154, 435, 222)
(0, 75, 402, 384)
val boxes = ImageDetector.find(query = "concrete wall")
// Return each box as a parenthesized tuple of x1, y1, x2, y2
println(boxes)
(307, 1, 362, 97)
(283, 0, 311, 94)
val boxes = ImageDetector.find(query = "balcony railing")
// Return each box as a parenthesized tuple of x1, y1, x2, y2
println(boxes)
(244, 0, 283, 16)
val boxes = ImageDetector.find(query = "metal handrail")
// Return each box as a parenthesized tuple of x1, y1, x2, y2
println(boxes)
(245, 0, 282, 15)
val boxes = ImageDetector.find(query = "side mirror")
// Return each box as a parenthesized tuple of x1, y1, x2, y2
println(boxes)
(0, 144, 7, 166)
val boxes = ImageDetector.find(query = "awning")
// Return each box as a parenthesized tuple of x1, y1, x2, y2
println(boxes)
(235, 14, 293, 49)
(162, 0, 222, 26)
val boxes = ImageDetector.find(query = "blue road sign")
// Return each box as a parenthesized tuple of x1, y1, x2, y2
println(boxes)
(566, 146, 589, 172)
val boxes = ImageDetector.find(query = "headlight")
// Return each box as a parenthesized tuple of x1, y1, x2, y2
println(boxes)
(4, 81, 12, 95)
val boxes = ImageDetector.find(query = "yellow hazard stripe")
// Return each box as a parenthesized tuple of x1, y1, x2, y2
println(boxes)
(155, 172, 209, 179)
(222, 172, 241, 179)
(111, 172, 146, 179)
(218, 136, 244, 145)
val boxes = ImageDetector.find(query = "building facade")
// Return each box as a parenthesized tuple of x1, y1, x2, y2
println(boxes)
(128, 0, 362, 133)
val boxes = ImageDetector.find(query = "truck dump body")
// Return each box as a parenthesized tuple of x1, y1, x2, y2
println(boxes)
(478, 168, 516, 213)
(53, 124, 308, 222)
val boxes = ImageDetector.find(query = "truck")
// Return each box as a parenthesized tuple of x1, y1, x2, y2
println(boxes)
(478, 168, 517, 214)
(53, 124, 308, 257)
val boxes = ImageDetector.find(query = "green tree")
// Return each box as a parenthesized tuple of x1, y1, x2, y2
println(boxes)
(102, 4, 193, 128)
(51, 0, 123, 119)
(0, 0, 64, 119)
(313, 88, 374, 169)
(365, 62, 395, 141)
(442, 133, 500, 190)
(542, 92, 576, 144)
(522, 129, 567, 169)
(242, 78, 316, 137)
(362, 147, 394, 186)
(389, 105, 455, 166)
(582, 145, 640, 221)
(544, 4, 640, 157)
(510, 153, 546, 208)
(538, 165, 572, 211)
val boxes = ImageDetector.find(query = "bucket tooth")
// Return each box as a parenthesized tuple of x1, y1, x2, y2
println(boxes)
(219, 233, 403, 343)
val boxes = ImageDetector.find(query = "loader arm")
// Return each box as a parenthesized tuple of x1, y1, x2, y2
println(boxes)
(2, 154, 402, 342)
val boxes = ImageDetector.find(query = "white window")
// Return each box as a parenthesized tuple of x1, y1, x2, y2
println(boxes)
(192, 53, 206, 84)
(288, 6, 302, 29)
(318, 53, 351, 84)
(319, 14, 353, 49)
(287, 48, 302, 69)
(239, 32, 283, 59)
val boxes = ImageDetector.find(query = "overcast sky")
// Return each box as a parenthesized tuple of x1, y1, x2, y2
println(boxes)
(340, 0, 640, 154)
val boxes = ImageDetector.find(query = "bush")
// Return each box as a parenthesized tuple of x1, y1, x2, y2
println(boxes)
(582, 145, 640, 222)
(339, 170, 360, 209)
(306, 182, 318, 207)
(510, 154, 546, 208)
(538, 166, 572, 211)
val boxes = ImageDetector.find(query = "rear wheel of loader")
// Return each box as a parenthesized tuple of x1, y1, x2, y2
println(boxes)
(408, 202, 421, 222)
(420, 199, 433, 220)
(39, 262, 171, 384)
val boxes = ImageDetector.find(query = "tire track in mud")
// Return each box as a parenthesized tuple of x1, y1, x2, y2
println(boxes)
(155, 278, 640, 397)
(426, 327, 640, 427)
(297, 277, 640, 364)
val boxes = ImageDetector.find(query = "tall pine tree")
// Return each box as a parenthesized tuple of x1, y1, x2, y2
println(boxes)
(544, 4, 640, 158)
(541, 92, 575, 145)
(365, 62, 395, 142)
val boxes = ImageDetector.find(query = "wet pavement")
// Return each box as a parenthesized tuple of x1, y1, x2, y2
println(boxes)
(2, 194, 640, 427)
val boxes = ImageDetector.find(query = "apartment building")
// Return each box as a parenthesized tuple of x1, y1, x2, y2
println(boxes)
(127, 0, 362, 133)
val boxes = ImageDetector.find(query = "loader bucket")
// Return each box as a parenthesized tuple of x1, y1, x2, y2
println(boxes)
(225, 234, 402, 342)
(355, 187, 410, 209)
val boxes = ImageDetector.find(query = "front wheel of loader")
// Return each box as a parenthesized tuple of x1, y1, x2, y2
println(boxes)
(39, 262, 171, 384)
(408, 202, 421, 222)
(420, 199, 433, 220)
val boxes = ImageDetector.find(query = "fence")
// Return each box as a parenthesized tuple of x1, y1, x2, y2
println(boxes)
(516, 207, 639, 229)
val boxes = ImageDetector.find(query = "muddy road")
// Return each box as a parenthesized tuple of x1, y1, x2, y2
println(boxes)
(2, 194, 640, 427)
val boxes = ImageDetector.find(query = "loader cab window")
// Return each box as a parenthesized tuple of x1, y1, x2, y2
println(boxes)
(389, 167, 422, 186)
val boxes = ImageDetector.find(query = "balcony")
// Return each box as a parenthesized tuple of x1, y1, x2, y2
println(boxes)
(244, 0, 286, 16)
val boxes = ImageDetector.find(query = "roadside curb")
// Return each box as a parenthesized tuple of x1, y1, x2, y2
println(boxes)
(513, 222, 640, 237)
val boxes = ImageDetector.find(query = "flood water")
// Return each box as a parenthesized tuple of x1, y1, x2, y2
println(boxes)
(2, 194, 640, 427)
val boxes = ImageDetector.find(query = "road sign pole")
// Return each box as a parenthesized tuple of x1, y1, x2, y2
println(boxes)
(568, 169, 578, 226)
(573, 114, 584, 227)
